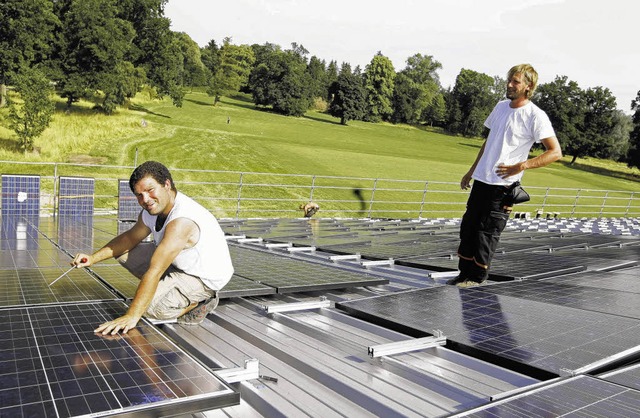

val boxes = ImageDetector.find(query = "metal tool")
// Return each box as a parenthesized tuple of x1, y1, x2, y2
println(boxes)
(49, 258, 87, 286)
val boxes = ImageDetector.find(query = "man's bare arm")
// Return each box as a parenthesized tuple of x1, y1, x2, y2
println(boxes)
(461, 140, 487, 190)
(71, 213, 151, 267)
(94, 217, 199, 334)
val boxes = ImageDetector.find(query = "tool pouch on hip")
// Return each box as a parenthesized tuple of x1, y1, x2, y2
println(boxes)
(505, 181, 530, 205)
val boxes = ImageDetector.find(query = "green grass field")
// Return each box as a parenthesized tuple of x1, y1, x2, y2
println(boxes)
(0, 91, 638, 218)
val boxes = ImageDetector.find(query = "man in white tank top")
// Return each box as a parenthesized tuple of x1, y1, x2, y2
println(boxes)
(449, 64, 563, 288)
(71, 161, 234, 334)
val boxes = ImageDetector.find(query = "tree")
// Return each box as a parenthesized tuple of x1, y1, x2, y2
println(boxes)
(391, 53, 442, 124)
(248, 44, 312, 116)
(306, 56, 328, 99)
(583, 86, 618, 160)
(328, 63, 367, 125)
(175, 32, 207, 88)
(535, 76, 586, 163)
(363, 52, 395, 122)
(56, 0, 138, 112)
(627, 91, 640, 170)
(423, 92, 447, 127)
(0, 0, 59, 106)
(207, 38, 255, 104)
(446, 69, 495, 136)
(609, 110, 632, 162)
(7, 68, 55, 152)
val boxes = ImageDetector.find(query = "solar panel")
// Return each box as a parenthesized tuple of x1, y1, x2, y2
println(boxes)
(463, 375, 640, 417)
(0, 266, 119, 308)
(600, 363, 640, 391)
(1, 174, 40, 216)
(229, 245, 388, 293)
(117, 179, 140, 221)
(400, 252, 586, 280)
(57, 176, 94, 217)
(542, 268, 640, 294)
(218, 274, 277, 298)
(0, 301, 237, 417)
(479, 280, 640, 320)
(1, 216, 41, 252)
(336, 286, 640, 378)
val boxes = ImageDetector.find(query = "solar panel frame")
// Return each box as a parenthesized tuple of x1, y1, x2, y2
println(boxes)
(57, 176, 95, 217)
(1, 174, 40, 216)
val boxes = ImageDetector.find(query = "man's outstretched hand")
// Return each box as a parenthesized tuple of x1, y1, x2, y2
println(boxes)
(95, 313, 141, 335)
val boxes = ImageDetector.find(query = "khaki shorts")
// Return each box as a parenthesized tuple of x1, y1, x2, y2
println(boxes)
(117, 242, 215, 320)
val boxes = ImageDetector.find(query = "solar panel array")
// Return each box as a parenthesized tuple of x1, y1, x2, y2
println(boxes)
(336, 286, 640, 378)
(0, 301, 237, 417)
(229, 244, 388, 293)
(0, 215, 239, 416)
(57, 177, 94, 217)
(1, 175, 40, 216)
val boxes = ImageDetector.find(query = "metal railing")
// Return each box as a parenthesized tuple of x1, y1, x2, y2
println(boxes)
(1, 161, 639, 219)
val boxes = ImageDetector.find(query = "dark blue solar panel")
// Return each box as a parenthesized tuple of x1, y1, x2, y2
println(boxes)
(118, 180, 140, 221)
(336, 286, 640, 378)
(0, 301, 237, 417)
(464, 375, 640, 417)
(1, 175, 40, 216)
(57, 177, 94, 217)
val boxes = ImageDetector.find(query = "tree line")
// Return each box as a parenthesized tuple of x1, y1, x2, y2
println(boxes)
(1, 0, 639, 170)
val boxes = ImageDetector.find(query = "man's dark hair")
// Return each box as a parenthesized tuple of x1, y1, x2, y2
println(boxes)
(129, 161, 176, 192)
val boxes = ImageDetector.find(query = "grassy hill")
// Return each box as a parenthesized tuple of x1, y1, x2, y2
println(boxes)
(0, 91, 638, 217)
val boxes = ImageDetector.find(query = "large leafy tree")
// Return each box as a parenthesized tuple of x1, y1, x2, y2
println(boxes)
(446, 68, 495, 137)
(328, 63, 367, 125)
(7, 68, 55, 152)
(363, 52, 395, 122)
(306, 56, 328, 100)
(207, 38, 255, 104)
(583, 86, 618, 160)
(627, 91, 640, 170)
(248, 44, 312, 116)
(116, 0, 184, 106)
(56, 0, 138, 112)
(391, 53, 442, 124)
(175, 32, 207, 89)
(535, 76, 586, 163)
(0, 0, 59, 106)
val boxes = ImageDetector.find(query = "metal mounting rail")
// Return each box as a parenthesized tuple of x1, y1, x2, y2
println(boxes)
(264, 297, 331, 314)
(214, 359, 260, 383)
(329, 254, 361, 262)
(361, 259, 394, 267)
(286, 246, 316, 253)
(428, 271, 459, 279)
(237, 238, 263, 243)
(368, 330, 446, 358)
(224, 235, 246, 240)
(266, 243, 292, 249)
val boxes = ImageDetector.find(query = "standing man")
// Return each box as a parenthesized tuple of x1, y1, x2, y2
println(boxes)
(449, 64, 562, 288)
(72, 161, 234, 333)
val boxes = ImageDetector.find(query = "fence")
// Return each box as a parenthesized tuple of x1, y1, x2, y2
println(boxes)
(1, 161, 639, 219)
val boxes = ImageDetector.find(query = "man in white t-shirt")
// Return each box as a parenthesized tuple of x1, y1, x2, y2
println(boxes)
(72, 161, 234, 333)
(449, 64, 563, 288)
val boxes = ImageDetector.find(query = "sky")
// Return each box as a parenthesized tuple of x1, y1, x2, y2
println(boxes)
(165, 0, 638, 113)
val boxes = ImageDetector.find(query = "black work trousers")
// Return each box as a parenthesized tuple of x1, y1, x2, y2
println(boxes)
(457, 180, 511, 282)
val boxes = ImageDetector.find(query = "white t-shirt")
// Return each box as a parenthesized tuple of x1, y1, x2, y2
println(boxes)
(472, 100, 555, 185)
(142, 192, 234, 290)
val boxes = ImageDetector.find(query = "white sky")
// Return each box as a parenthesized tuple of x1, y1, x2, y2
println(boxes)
(165, 0, 638, 113)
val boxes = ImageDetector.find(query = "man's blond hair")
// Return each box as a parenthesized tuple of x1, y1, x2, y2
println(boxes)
(508, 64, 538, 99)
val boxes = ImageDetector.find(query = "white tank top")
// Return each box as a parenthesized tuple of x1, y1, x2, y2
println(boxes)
(142, 192, 233, 290)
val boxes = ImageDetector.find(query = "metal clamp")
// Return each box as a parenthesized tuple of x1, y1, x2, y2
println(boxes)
(368, 330, 446, 358)
(264, 297, 331, 314)
(214, 359, 260, 383)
